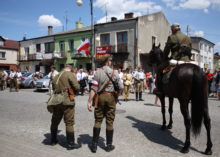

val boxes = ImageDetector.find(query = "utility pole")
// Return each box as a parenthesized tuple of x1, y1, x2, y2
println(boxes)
(64, 11, 68, 31)
(105, 3, 108, 22)
(186, 25, 190, 36)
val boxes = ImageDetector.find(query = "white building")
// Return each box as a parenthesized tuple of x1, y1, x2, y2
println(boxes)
(19, 35, 55, 74)
(191, 37, 215, 72)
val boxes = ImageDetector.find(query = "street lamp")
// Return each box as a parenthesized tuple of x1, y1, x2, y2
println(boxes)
(76, 0, 95, 70)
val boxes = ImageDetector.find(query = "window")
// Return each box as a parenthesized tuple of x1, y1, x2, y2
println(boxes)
(69, 40, 74, 51)
(100, 34, 110, 46)
(45, 42, 54, 53)
(24, 47, 29, 56)
(59, 41, 65, 52)
(117, 31, 128, 52)
(36, 44, 41, 52)
(200, 43, 203, 50)
(0, 40, 4, 46)
(0, 52, 6, 58)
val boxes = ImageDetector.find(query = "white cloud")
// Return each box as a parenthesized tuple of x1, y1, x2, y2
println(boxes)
(94, 0, 162, 23)
(162, 0, 220, 11)
(38, 15, 62, 27)
(194, 30, 205, 37)
(179, 0, 211, 9)
(204, 8, 209, 13)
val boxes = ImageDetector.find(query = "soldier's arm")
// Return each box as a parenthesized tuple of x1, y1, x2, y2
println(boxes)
(68, 73, 80, 91)
(163, 36, 172, 60)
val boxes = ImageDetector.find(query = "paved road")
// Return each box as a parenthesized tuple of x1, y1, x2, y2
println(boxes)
(0, 89, 220, 157)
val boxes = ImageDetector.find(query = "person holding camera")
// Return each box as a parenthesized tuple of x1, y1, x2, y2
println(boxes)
(87, 55, 123, 153)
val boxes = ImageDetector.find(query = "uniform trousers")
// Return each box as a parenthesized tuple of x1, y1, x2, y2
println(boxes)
(123, 85, 130, 99)
(94, 93, 116, 130)
(51, 104, 75, 133)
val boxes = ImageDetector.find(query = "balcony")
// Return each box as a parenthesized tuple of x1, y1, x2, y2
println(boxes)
(19, 55, 28, 61)
(43, 53, 53, 60)
(109, 44, 128, 53)
(53, 51, 67, 59)
(71, 52, 91, 60)
(28, 53, 43, 60)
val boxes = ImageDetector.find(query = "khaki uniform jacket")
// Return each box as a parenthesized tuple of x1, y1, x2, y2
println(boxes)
(52, 71, 80, 106)
(164, 31, 192, 61)
(122, 73, 132, 86)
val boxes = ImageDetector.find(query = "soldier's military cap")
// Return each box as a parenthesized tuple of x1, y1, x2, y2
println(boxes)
(100, 54, 112, 64)
(171, 23, 180, 29)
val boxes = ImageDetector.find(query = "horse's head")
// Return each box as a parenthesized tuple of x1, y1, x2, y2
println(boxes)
(148, 43, 163, 66)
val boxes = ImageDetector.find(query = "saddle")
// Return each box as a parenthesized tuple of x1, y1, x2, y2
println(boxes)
(162, 65, 175, 84)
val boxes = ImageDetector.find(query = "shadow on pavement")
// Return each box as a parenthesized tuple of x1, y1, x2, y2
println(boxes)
(42, 131, 68, 148)
(126, 116, 200, 153)
(78, 134, 106, 150)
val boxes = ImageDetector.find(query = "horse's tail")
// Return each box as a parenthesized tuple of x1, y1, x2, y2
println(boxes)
(191, 67, 206, 136)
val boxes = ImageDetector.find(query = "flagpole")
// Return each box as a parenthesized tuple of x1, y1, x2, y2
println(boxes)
(76, 0, 95, 70)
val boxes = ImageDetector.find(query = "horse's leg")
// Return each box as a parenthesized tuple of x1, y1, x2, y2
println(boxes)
(179, 99, 191, 153)
(159, 95, 166, 130)
(167, 97, 174, 129)
(203, 107, 213, 155)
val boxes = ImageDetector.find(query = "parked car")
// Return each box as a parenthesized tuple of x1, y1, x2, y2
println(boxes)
(35, 75, 50, 91)
(20, 73, 36, 88)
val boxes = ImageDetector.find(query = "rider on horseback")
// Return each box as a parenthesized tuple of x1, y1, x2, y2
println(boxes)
(154, 23, 192, 95)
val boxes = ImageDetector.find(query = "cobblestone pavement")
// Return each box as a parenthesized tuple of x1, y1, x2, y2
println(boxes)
(0, 89, 220, 157)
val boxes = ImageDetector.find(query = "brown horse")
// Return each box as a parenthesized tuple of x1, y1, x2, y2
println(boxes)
(148, 44, 212, 155)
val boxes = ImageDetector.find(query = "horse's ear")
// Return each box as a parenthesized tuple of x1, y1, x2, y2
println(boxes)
(157, 43, 161, 48)
(152, 43, 155, 49)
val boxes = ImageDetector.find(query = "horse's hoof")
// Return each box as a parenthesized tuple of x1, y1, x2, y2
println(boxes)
(180, 147, 189, 154)
(167, 124, 172, 129)
(160, 125, 166, 130)
(204, 149, 212, 155)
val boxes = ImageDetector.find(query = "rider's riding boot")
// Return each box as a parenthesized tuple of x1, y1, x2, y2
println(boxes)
(139, 92, 144, 101)
(136, 92, 139, 101)
(66, 132, 81, 150)
(106, 129, 115, 152)
(90, 127, 101, 153)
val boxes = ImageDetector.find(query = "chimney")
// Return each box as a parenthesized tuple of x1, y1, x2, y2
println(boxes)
(111, 17, 117, 22)
(48, 26, 53, 35)
(124, 12, 134, 19)
(76, 21, 84, 29)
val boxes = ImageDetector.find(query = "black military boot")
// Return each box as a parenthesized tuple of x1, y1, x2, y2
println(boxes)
(106, 129, 115, 152)
(50, 129, 58, 146)
(136, 92, 139, 101)
(90, 127, 101, 153)
(66, 132, 81, 150)
(139, 92, 144, 101)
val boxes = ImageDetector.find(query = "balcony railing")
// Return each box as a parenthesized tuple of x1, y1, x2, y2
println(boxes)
(28, 53, 43, 60)
(105, 44, 128, 53)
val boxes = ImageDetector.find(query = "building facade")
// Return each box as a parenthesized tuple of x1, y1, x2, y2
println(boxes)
(95, 13, 137, 69)
(191, 37, 215, 72)
(214, 53, 220, 70)
(138, 12, 170, 72)
(19, 36, 55, 74)
(0, 36, 19, 70)
(54, 26, 92, 71)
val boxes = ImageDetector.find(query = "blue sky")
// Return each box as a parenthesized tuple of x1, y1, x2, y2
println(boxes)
(0, 0, 220, 52)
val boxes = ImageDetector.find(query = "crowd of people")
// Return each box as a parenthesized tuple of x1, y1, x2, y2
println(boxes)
(206, 68, 220, 100)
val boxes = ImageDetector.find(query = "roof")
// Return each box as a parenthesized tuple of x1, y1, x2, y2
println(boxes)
(19, 26, 92, 42)
(191, 36, 215, 46)
(0, 36, 19, 50)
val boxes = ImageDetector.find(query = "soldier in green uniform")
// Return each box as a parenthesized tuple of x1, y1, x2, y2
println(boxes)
(87, 55, 123, 153)
(154, 23, 192, 95)
(164, 23, 192, 62)
(50, 65, 81, 150)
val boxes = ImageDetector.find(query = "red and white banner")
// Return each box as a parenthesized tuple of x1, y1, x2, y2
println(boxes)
(77, 39, 91, 55)
(96, 46, 111, 60)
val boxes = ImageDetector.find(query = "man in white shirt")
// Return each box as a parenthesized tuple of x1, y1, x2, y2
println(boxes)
(133, 67, 145, 101)
(48, 66, 59, 95)
(77, 69, 87, 95)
